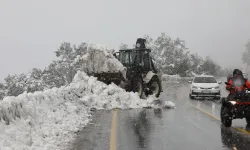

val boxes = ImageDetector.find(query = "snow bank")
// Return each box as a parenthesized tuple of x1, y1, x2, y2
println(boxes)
(0, 71, 168, 150)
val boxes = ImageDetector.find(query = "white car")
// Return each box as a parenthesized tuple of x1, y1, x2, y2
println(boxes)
(188, 75, 222, 99)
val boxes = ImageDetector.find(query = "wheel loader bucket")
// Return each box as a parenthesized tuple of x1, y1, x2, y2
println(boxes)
(93, 72, 126, 85)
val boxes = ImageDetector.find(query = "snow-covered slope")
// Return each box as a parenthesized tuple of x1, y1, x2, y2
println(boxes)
(0, 71, 160, 150)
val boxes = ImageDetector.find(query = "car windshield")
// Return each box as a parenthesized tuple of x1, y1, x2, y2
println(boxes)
(193, 77, 217, 83)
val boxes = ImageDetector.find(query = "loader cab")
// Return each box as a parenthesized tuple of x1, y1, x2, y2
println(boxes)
(117, 38, 157, 73)
(118, 49, 157, 73)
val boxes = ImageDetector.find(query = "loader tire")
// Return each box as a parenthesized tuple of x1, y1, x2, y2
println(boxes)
(132, 77, 143, 98)
(148, 76, 162, 98)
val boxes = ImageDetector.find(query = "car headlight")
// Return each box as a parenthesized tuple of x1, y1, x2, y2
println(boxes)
(192, 86, 198, 89)
(230, 101, 236, 105)
(213, 86, 219, 89)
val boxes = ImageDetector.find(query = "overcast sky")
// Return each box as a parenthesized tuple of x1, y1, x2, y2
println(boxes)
(0, 0, 250, 81)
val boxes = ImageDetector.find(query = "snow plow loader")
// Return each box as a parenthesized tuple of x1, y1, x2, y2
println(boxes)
(94, 38, 162, 98)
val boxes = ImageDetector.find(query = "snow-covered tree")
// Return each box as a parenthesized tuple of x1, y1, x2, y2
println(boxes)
(0, 83, 7, 100)
(151, 33, 190, 75)
(143, 35, 154, 49)
(4, 74, 27, 96)
(73, 42, 88, 71)
(119, 43, 128, 50)
(42, 61, 67, 88)
(0, 68, 45, 97)
(74, 42, 88, 56)
(189, 53, 204, 75)
(55, 42, 88, 84)
(55, 42, 76, 84)
(200, 56, 221, 76)
(25, 68, 45, 93)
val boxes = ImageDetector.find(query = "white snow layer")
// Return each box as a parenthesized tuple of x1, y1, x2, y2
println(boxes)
(163, 101, 176, 109)
(74, 44, 127, 79)
(0, 71, 174, 150)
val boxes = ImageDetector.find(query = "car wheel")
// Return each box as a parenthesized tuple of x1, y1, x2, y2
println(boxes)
(220, 106, 232, 127)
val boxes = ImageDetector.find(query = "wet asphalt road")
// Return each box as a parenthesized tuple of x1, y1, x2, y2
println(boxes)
(71, 81, 250, 150)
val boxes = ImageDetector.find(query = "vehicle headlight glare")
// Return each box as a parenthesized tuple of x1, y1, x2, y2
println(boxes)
(230, 101, 236, 105)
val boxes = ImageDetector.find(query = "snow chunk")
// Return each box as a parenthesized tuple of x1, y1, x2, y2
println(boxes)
(168, 64, 175, 68)
(163, 101, 176, 109)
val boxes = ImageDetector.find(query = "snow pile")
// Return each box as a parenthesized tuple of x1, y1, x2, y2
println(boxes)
(72, 71, 157, 109)
(0, 71, 171, 150)
(163, 101, 176, 109)
(0, 80, 91, 149)
(74, 44, 127, 78)
(161, 74, 181, 83)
